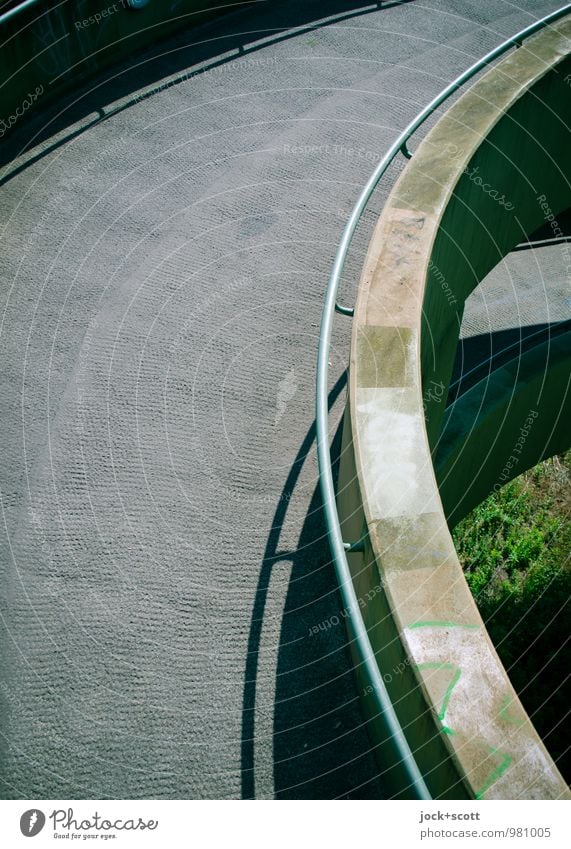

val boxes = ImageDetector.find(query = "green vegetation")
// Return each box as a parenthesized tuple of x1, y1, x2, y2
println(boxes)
(452, 452, 570, 781)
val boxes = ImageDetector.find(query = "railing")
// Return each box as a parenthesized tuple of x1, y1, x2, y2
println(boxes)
(0, 0, 60, 27)
(0, 0, 144, 26)
(315, 3, 571, 801)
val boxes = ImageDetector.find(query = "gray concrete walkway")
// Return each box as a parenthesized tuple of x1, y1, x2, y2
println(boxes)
(0, 0, 565, 799)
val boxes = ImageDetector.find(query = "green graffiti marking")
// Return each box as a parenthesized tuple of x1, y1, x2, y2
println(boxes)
(409, 620, 480, 630)
(418, 665, 514, 796)
(498, 694, 525, 727)
(475, 746, 513, 799)
(412, 623, 514, 797)
(416, 662, 461, 722)
(440, 667, 462, 722)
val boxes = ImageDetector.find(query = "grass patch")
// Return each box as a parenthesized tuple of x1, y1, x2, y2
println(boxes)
(452, 452, 570, 782)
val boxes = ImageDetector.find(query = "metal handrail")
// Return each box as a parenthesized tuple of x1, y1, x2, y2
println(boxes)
(0, 0, 146, 27)
(316, 4, 571, 801)
(0, 0, 46, 28)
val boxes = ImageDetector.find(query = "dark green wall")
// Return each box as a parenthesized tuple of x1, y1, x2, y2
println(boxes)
(436, 332, 571, 526)
(0, 0, 241, 137)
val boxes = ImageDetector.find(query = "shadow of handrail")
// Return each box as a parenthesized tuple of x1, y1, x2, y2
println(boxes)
(240, 370, 347, 799)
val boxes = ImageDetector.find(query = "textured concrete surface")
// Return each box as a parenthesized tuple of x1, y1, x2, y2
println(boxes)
(0, 0, 567, 800)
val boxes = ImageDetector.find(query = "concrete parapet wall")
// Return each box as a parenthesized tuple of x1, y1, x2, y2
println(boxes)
(0, 0, 233, 137)
(340, 17, 571, 799)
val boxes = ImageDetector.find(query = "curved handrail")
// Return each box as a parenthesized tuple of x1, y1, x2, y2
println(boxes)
(0, 0, 143, 27)
(0, 0, 47, 28)
(315, 3, 571, 801)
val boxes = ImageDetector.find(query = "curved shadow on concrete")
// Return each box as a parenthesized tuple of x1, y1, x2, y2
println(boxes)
(272, 433, 386, 799)
(241, 370, 385, 798)
(448, 319, 571, 405)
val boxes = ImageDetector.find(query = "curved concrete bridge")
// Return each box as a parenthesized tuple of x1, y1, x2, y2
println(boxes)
(0, 0, 568, 799)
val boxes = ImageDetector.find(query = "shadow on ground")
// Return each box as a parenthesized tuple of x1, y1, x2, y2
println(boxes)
(448, 320, 571, 405)
(241, 372, 386, 799)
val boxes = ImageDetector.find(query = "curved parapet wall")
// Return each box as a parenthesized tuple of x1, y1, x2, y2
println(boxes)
(339, 18, 571, 798)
